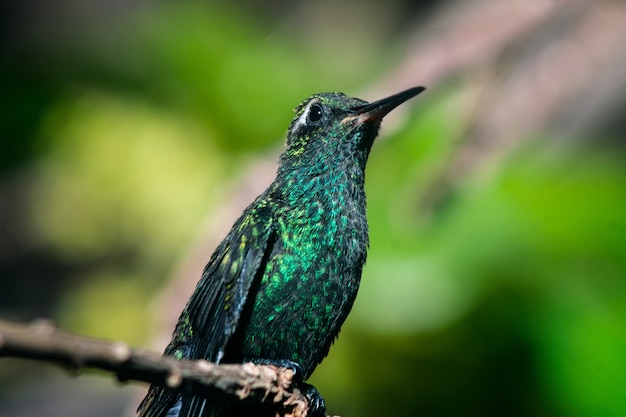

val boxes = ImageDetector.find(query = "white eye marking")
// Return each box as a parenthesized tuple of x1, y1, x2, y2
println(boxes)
(294, 99, 319, 131)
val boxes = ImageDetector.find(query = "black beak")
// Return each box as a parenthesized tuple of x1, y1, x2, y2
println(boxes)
(352, 86, 425, 124)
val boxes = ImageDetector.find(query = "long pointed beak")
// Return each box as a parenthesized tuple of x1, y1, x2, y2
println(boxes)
(352, 86, 425, 124)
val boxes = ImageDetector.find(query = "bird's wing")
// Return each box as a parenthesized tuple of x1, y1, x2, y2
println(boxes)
(184, 202, 275, 361)
(138, 202, 276, 417)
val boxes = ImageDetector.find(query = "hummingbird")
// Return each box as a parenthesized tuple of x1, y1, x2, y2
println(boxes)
(138, 86, 425, 417)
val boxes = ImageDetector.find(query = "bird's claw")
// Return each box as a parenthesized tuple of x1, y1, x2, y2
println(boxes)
(250, 359, 326, 417)
(301, 382, 326, 417)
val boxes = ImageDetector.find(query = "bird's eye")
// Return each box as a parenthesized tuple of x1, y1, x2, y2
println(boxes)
(307, 103, 323, 124)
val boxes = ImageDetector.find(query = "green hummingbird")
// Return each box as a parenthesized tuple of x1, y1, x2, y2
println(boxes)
(138, 86, 425, 417)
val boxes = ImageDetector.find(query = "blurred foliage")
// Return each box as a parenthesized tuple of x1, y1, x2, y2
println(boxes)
(317, 140, 626, 417)
(33, 93, 223, 262)
(1, 1, 626, 417)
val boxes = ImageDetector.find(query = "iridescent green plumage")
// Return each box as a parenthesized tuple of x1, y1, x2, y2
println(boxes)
(138, 87, 424, 417)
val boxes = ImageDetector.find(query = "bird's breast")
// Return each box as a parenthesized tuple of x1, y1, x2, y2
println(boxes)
(235, 191, 368, 373)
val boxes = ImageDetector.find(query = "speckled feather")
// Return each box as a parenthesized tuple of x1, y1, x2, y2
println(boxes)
(138, 88, 423, 417)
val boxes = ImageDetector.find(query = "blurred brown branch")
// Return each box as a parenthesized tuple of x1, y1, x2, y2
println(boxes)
(383, 0, 626, 211)
(0, 319, 316, 417)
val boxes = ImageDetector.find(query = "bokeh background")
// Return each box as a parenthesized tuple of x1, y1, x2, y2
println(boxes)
(1, 0, 626, 416)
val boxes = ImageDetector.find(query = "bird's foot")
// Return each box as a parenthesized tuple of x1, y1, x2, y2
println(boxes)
(299, 382, 326, 417)
(251, 359, 326, 417)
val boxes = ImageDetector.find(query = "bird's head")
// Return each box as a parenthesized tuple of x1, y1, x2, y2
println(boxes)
(278, 87, 425, 177)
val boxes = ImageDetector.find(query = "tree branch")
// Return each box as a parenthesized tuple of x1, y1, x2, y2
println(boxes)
(0, 319, 316, 417)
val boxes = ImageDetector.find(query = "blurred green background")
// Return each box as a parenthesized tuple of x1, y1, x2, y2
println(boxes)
(1, 1, 626, 416)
